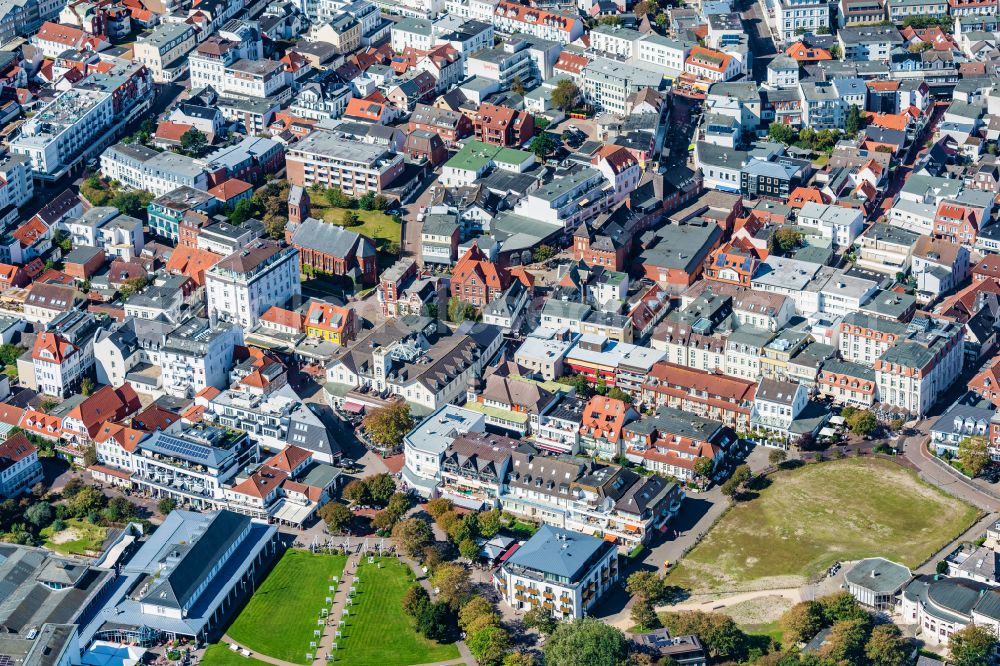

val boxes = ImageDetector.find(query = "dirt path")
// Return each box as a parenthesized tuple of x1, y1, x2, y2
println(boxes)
(657, 587, 803, 615)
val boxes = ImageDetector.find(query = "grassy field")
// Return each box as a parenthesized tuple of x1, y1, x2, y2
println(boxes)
(199, 644, 271, 666)
(40, 519, 108, 556)
(313, 206, 400, 253)
(667, 458, 979, 594)
(227, 550, 346, 664)
(332, 557, 460, 666)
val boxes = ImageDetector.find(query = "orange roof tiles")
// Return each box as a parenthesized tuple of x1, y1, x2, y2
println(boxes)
(785, 41, 832, 62)
(164, 246, 223, 286)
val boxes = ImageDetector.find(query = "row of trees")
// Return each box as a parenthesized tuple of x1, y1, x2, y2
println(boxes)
(310, 184, 391, 213)
(427, 497, 503, 561)
(765, 125, 847, 155)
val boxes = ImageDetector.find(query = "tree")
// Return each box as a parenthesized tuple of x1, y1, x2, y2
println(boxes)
(425, 497, 454, 519)
(654, 12, 667, 26)
(769, 449, 788, 466)
(533, 244, 556, 263)
(864, 624, 906, 666)
(431, 563, 472, 610)
(630, 597, 661, 630)
(358, 192, 376, 211)
(768, 122, 798, 145)
(0, 343, 22, 367)
(24, 502, 53, 529)
(502, 653, 535, 666)
(720, 465, 753, 499)
(530, 132, 556, 158)
(80, 377, 94, 397)
(544, 617, 629, 666)
(69, 486, 107, 517)
(820, 618, 870, 666)
(598, 14, 622, 25)
(627, 570, 666, 603)
(110, 191, 152, 218)
(416, 601, 456, 641)
(326, 187, 353, 208)
(511, 75, 525, 96)
(661, 611, 746, 659)
(448, 297, 477, 323)
(477, 509, 503, 538)
(228, 198, 256, 226)
(845, 104, 865, 136)
(523, 605, 557, 635)
(959, 436, 991, 477)
(392, 517, 435, 557)
(180, 128, 208, 156)
(317, 502, 353, 533)
(367, 473, 397, 506)
(845, 409, 878, 436)
(818, 591, 868, 624)
(342, 210, 361, 228)
(768, 227, 802, 256)
(830, 44, 842, 59)
(459, 537, 480, 561)
(950, 624, 997, 666)
(467, 626, 510, 666)
(556, 374, 591, 397)
(551, 80, 580, 112)
(693, 456, 714, 478)
(83, 445, 98, 467)
(342, 479, 373, 506)
(459, 597, 496, 632)
(363, 403, 415, 450)
(780, 601, 825, 644)
(372, 507, 403, 533)
(633, 0, 653, 15)
(157, 497, 177, 515)
(606, 387, 633, 405)
(103, 496, 137, 523)
(402, 583, 431, 617)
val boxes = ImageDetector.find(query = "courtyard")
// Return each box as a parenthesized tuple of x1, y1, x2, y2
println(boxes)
(666, 458, 979, 594)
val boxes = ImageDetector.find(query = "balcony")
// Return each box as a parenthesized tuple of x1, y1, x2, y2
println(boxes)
(543, 591, 554, 600)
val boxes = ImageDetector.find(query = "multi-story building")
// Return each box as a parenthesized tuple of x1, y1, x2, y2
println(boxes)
(840, 312, 909, 365)
(797, 202, 865, 248)
(0, 433, 43, 496)
(286, 217, 378, 285)
(205, 241, 301, 330)
(774, 0, 831, 43)
(875, 315, 963, 417)
(493, 525, 618, 619)
(402, 404, 486, 496)
(304, 300, 356, 345)
(445, 0, 498, 21)
(641, 361, 757, 431)
(285, 131, 405, 194)
(133, 22, 197, 82)
(581, 57, 662, 115)
(473, 103, 534, 147)
(11, 89, 114, 180)
(147, 187, 216, 242)
(636, 34, 691, 77)
(622, 407, 736, 480)
(816, 359, 878, 408)
(160, 318, 244, 398)
(491, 1, 583, 43)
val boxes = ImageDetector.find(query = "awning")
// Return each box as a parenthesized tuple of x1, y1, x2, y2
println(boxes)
(342, 401, 365, 413)
(499, 543, 521, 562)
(658, 524, 669, 533)
(604, 535, 618, 543)
(624, 524, 639, 532)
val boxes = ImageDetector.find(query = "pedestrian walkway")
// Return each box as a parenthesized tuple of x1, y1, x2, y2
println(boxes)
(315, 551, 362, 663)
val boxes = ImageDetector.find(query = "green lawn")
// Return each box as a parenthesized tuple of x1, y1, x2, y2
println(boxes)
(667, 458, 979, 594)
(332, 557, 460, 666)
(227, 550, 346, 664)
(313, 206, 401, 253)
(40, 519, 108, 556)
(199, 644, 271, 666)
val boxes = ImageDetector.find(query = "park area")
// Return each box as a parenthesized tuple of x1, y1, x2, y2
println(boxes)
(331, 556, 460, 666)
(312, 204, 401, 256)
(667, 458, 979, 594)
(40, 519, 108, 557)
(199, 644, 270, 666)
(226, 550, 346, 664)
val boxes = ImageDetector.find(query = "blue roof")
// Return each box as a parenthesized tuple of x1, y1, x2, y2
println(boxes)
(504, 525, 612, 582)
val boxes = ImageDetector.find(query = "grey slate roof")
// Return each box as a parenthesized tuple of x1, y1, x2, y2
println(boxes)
(290, 218, 375, 259)
(504, 524, 614, 582)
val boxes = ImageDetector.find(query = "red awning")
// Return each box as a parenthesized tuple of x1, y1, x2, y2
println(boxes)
(658, 524, 669, 533)
(499, 543, 521, 562)
(342, 401, 365, 413)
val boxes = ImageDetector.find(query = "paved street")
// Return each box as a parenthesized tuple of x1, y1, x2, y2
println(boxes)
(743, 0, 778, 83)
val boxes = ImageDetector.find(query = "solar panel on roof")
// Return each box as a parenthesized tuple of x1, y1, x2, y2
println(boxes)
(0, 654, 15, 666)
(156, 435, 212, 461)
